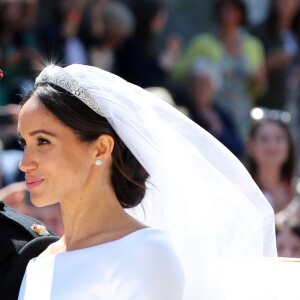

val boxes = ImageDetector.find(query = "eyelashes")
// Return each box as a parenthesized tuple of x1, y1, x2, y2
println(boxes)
(17, 137, 50, 149)
(37, 137, 50, 146)
(18, 137, 26, 149)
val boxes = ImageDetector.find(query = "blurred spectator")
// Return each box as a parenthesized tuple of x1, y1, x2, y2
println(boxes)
(78, 0, 109, 49)
(84, 1, 135, 71)
(276, 202, 300, 258)
(246, 112, 296, 213)
(0, 0, 41, 105)
(0, 103, 22, 150)
(25, 203, 64, 237)
(114, 0, 181, 87)
(60, 0, 91, 65)
(159, 33, 183, 73)
(36, 0, 92, 65)
(170, 0, 266, 139)
(251, 0, 300, 111)
(0, 181, 27, 213)
(35, 0, 67, 63)
(276, 193, 300, 229)
(0, 148, 24, 188)
(276, 222, 300, 258)
(0, 104, 24, 187)
(187, 58, 244, 159)
(146, 86, 189, 116)
(0, 181, 64, 236)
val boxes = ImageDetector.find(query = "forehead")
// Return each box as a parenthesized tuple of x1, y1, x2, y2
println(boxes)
(20, 96, 47, 115)
(18, 96, 59, 133)
(256, 121, 286, 135)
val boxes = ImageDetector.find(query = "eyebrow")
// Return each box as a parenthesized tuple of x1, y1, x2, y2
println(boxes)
(18, 129, 57, 137)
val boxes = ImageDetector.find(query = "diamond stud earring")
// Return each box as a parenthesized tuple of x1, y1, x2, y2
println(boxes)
(95, 159, 103, 166)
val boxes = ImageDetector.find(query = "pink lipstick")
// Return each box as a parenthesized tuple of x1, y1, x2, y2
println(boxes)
(26, 178, 44, 190)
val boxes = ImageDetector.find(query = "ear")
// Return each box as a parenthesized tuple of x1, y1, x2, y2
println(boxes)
(93, 134, 115, 163)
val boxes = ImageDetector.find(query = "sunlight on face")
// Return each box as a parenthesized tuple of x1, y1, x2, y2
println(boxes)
(17, 96, 95, 207)
(251, 122, 289, 168)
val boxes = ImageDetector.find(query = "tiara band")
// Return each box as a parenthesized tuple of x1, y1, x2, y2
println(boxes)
(35, 65, 104, 116)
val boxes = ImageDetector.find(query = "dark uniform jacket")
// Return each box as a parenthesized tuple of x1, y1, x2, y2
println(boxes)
(0, 200, 59, 299)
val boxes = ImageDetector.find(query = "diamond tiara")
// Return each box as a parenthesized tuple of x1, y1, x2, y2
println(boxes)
(35, 65, 104, 116)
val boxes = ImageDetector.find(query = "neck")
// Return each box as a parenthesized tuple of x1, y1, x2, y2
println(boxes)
(59, 180, 138, 251)
(220, 25, 238, 39)
(256, 166, 282, 189)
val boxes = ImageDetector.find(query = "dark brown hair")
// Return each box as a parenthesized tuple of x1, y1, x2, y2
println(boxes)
(214, 0, 248, 27)
(246, 119, 296, 185)
(22, 83, 149, 208)
(129, 0, 166, 48)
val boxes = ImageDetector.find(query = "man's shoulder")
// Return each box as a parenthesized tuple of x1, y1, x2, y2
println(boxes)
(0, 201, 59, 299)
(0, 200, 59, 263)
(0, 201, 57, 239)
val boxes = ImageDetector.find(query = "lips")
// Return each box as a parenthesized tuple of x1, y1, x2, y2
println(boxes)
(25, 177, 45, 190)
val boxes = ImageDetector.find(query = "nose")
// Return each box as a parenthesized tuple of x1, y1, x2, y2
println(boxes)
(18, 149, 38, 173)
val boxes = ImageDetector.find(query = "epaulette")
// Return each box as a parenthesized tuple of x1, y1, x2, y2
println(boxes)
(0, 200, 56, 237)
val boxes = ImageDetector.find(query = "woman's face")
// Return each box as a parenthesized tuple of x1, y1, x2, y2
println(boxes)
(249, 121, 289, 168)
(18, 97, 97, 207)
(2, 2, 24, 27)
(218, 3, 243, 28)
(276, 0, 299, 21)
(151, 9, 168, 35)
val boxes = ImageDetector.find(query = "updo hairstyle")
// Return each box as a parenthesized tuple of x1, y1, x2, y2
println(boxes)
(22, 83, 149, 208)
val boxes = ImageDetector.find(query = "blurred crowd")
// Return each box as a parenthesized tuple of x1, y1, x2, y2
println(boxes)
(1, 0, 300, 257)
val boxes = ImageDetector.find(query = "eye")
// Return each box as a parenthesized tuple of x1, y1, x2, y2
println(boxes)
(18, 138, 26, 149)
(37, 137, 50, 146)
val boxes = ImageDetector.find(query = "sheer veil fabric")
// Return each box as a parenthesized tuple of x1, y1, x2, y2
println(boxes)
(35, 64, 277, 299)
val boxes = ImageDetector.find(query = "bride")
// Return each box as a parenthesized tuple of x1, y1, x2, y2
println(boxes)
(17, 64, 299, 299)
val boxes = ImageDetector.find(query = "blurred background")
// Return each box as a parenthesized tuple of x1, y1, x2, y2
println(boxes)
(1, 0, 300, 257)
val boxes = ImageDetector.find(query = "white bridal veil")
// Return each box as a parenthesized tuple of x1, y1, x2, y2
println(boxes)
(36, 64, 282, 299)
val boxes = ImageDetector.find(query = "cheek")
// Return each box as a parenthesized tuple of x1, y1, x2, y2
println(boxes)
(55, 155, 91, 185)
(252, 138, 289, 160)
(251, 143, 268, 160)
(42, 152, 91, 200)
(277, 142, 289, 159)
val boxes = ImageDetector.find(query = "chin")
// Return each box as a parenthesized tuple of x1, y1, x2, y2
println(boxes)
(30, 194, 58, 207)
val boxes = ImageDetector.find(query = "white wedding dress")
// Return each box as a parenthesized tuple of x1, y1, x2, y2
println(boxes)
(18, 64, 300, 299)
(18, 228, 184, 300)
